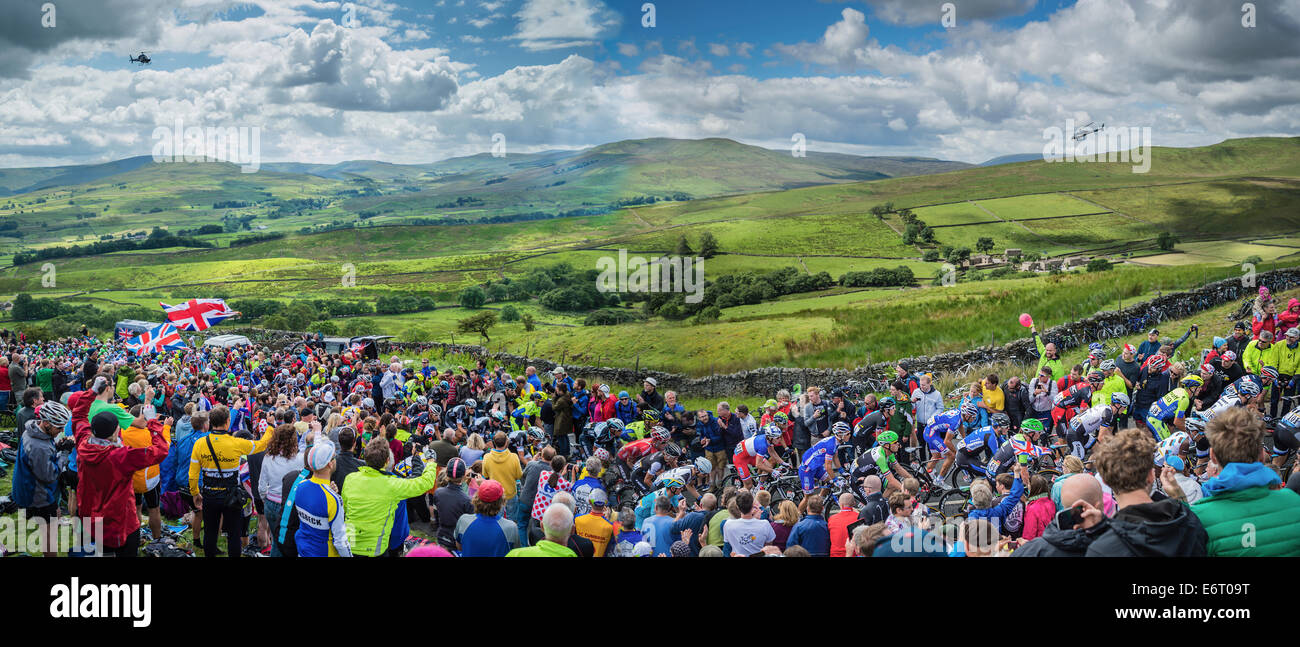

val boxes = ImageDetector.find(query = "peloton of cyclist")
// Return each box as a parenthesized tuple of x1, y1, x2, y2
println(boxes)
(1051, 370, 1101, 433)
(951, 412, 1008, 482)
(985, 416, 1050, 479)
(798, 421, 853, 498)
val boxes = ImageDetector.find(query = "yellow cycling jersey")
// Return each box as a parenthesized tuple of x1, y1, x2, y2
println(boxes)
(188, 430, 273, 496)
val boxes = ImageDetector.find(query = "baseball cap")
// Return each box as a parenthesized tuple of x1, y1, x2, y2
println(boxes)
(306, 441, 336, 470)
(632, 541, 653, 557)
(446, 457, 467, 480)
(552, 366, 565, 374)
(1234, 321, 1248, 331)
(589, 489, 608, 507)
(1200, 363, 1214, 374)
(477, 479, 504, 503)
(599, 384, 610, 395)
(1222, 351, 1237, 361)
(1122, 343, 1136, 353)
(644, 377, 657, 387)
(1287, 328, 1300, 339)
(1148, 328, 1159, 335)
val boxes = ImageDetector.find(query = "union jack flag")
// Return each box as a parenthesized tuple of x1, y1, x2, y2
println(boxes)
(1009, 435, 1052, 458)
(116, 328, 136, 340)
(159, 298, 240, 331)
(124, 322, 187, 356)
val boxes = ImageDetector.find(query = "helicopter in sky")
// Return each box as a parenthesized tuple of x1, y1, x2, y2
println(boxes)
(128, 52, 151, 65)
(1072, 121, 1103, 141)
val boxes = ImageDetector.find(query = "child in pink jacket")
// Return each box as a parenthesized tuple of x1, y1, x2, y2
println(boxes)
(1020, 475, 1056, 542)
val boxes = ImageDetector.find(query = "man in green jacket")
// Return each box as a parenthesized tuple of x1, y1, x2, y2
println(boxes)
(1029, 324, 1064, 381)
(342, 437, 438, 557)
(116, 361, 137, 401)
(1192, 407, 1300, 556)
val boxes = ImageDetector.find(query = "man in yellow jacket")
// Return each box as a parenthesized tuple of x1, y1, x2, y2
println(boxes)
(1270, 327, 1300, 417)
(1242, 330, 1276, 377)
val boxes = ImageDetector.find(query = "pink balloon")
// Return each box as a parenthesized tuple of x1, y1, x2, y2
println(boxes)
(1019, 313, 1034, 328)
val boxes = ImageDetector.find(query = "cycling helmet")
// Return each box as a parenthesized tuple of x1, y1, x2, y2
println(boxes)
(1146, 355, 1168, 372)
(607, 418, 626, 433)
(990, 412, 1010, 428)
(876, 430, 899, 444)
(662, 442, 684, 458)
(763, 399, 778, 410)
(417, 396, 428, 405)
(959, 402, 978, 418)
(831, 421, 852, 437)
(594, 447, 611, 462)
(1088, 342, 1104, 353)
(1110, 392, 1130, 408)
(650, 427, 671, 443)
(36, 402, 71, 427)
(880, 396, 896, 409)
(429, 404, 443, 417)
(642, 409, 662, 423)
(1180, 375, 1204, 389)
(1261, 366, 1280, 381)
(464, 398, 478, 409)
(526, 427, 546, 442)
(772, 411, 789, 427)
(693, 456, 713, 474)
(490, 410, 506, 421)
(1237, 380, 1261, 397)
(1100, 359, 1116, 372)
(763, 423, 782, 439)
(1086, 370, 1104, 385)
(661, 474, 686, 490)
(1021, 418, 1045, 434)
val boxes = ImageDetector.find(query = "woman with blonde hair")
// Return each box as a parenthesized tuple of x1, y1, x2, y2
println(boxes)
(460, 432, 486, 465)
(768, 499, 799, 551)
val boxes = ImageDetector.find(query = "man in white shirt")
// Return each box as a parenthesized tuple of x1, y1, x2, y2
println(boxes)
(723, 490, 775, 556)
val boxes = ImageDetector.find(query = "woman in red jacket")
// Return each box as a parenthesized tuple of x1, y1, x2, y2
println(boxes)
(1253, 299, 1279, 340)
(1020, 474, 1056, 542)
(72, 379, 170, 557)
(1278, 298, 1300, 337)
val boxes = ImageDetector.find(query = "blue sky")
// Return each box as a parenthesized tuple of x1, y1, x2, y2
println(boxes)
(0, 0, 1296, 166)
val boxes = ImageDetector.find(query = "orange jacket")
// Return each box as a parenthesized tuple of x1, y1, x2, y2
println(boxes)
(121, 422, 171, 494)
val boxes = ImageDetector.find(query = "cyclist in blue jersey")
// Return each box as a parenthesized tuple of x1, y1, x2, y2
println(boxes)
(634, 474, 685, 528)
(1145, 375, 1203, 441)
(293, 443, 353, 557)
(798, 422, 852, 501)
(951, 413, 1008, 482)
(923, 402, 979, 485)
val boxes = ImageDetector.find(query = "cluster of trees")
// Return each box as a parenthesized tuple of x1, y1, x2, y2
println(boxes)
(229, 298, 374, 329)
(375, 294, 438, 314)
(11, 294, 156, 333)
(461, 265, 621, 313)
(898, 209, 936, 246)
(584, 308, 645, 326)
(213, 201, 250, 209)
(671, 232, 720, 259)
(630, 266, 834, 324)
(840, 266, 915, 287)
(178, 224, 225, 236)
(434, 196, 485, 209)
(229, 232, 286, 247)
(13, 227, 213, 266)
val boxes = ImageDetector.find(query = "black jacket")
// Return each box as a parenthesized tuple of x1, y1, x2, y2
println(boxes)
(1013, 521, 1108, 557)
(1001, 382, 1032, 425)
(1225, 333, 1251, 363)
(432, 485, 473, 548)
(857, 492, 889, 525)
(1084, 499, 1208, 557)
(331, 450, 365, 493)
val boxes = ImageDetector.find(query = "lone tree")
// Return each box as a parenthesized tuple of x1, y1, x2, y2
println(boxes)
(870, 205, 887, 219)
(500, 305, 520, 322)
(674, 235, 694, 257)
(459, 285, 486, 308)
(920, 226, 936, 244)
(521, 313, 536, 332)
(698, 231, 720, 259)
(1156, 231, 1179, 251)
(457, 310, 498, 343)
(976, 237, 995, 254)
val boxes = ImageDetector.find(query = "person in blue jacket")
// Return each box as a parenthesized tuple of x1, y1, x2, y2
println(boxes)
(614, 391, 639, 425)
(967, 462, 1027, 536)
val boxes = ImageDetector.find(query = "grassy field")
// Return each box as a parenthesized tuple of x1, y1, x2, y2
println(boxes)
(2, 137, 1300, 377)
